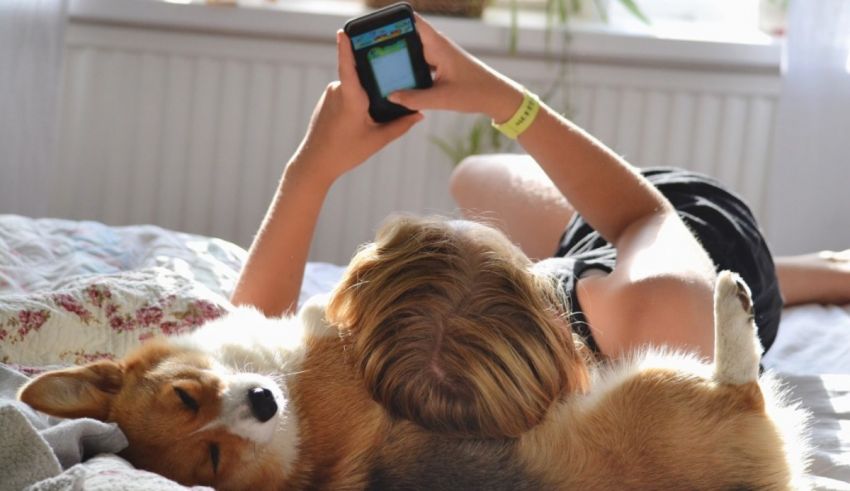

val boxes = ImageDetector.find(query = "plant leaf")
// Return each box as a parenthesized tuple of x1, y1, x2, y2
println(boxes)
(558, 0, 570, 23)
(430, 135, 465, 165)
(489, 121, 503, 150)
(509, 0, 519, 54)
(591, 0, 608, 22)
(618, 0, 651, 24)
(469, 121, 484, 156)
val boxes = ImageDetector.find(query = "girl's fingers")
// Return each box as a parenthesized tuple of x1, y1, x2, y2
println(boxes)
(389, 85, 451, 111)
(376, 112, 424, 142)
(413, 13, 440, 44)
(336, 30, 360, 92)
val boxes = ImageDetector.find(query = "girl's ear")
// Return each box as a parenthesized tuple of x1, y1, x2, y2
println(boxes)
(17, 360, 124, 421)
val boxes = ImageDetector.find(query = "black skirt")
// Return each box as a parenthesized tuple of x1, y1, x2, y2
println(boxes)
(534, 167, 783, 355)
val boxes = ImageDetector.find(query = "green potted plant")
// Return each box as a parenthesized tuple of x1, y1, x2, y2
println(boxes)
(365, 0, 489, 18)
(364, 0, 647, 23)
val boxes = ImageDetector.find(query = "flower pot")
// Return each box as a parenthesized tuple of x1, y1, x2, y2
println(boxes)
(364, 0, 488, 18)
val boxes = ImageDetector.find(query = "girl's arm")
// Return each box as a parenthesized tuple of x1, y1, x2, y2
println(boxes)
(392, 16, 717, 357)
(229, 154, 331, 317)
(230, 31, 423, 317)
(390, 15, 676, 246)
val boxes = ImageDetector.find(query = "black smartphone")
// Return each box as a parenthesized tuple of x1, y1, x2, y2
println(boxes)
(344, 2, 433, 123)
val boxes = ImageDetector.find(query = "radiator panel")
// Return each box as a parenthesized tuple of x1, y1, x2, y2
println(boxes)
(54, 24, 780, 264)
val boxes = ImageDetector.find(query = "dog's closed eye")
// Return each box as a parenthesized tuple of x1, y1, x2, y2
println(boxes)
(174, 386, 199, 412)
(209, 443, 220, 474)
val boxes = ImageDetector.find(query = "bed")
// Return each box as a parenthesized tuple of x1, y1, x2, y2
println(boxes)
(0, 214, 847, 490)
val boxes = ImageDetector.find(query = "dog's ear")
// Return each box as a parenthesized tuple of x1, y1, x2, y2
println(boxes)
(18, 360, 124, 421)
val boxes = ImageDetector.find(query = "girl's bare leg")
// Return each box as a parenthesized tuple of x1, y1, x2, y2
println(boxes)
(449, 154, 574, 261)
(775, 251, 850, 306)
(451, 155, 850, 306)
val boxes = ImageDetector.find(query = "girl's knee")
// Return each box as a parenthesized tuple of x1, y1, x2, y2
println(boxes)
(450, 154, 530, 206)
(450, 155, 494, 204)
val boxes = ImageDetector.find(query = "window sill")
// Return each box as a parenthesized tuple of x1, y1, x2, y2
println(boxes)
(68, 0, 781, 72)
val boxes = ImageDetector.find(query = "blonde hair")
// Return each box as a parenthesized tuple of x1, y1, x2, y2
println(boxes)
(326, 216, 590, 438)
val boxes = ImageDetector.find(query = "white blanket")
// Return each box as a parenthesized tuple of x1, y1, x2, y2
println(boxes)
(760, 304, 850, 490)
(765, 304, 850, 375)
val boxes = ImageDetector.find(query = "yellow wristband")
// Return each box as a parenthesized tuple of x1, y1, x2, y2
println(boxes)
(491, 89, 541, 140)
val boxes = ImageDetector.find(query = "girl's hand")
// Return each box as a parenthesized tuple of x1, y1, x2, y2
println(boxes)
(292, 30, 424, 185)
(388, 14, 523, 123)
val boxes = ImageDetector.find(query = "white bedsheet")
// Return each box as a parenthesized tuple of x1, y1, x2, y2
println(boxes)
(765, 304, 850, 375)
(760, 305, 850, 490)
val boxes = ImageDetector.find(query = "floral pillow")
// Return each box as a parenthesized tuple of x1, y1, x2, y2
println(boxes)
(0, 268, 232, 367)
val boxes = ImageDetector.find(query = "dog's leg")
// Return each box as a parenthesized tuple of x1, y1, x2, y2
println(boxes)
(713, 270, 764, 385)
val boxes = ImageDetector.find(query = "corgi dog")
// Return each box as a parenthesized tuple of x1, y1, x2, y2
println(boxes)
(19, 272, 810, 490)
(17, 296, 396, 490)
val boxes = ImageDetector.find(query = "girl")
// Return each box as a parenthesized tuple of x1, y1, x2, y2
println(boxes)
(231, 14, 850, 438)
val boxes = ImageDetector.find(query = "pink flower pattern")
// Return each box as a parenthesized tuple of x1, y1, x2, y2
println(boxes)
(84, 284, 112, 308)
(6, 364, 49, 377)
(16, 309, 50, 339)
(105, 303, 119, 317)
(176, 300, 226, 328)
(159, 321, 187, 336)
(138, 332, 155, 342)
(2, 283, 229, 354)
(60, 350, 115, 364)
(53, 293, 93, 323)
(109, 314, 136, 332)
(135, 305, 164, 327)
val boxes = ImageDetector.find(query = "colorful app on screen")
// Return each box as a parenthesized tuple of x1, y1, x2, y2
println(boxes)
(345, 3, 432, 123)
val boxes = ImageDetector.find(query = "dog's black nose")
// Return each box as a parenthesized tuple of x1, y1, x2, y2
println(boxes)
(248, 387, 277, 423)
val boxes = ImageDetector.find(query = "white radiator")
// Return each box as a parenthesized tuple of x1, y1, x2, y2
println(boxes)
(53, 23, 780, 264)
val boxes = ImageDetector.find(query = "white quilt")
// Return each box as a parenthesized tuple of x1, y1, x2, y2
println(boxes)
(0, 214, 847, 489)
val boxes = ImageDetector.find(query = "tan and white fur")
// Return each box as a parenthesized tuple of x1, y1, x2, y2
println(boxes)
(17, 295, 396, 490)
(19, 272, 810, 490)
(514, 271, 812, 490)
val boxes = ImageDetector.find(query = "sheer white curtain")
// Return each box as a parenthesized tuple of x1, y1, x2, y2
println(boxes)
(765, 0, 850, 254)
(0, 0, 67, 216)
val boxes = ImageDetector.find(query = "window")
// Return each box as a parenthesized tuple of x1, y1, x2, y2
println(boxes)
(491, 0, 763, 31)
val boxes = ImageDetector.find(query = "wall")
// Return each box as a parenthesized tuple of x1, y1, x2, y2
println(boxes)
(0, 0, 67, 217)
(53, 1, 783, 264)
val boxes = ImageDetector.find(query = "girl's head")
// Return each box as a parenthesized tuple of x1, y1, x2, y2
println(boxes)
(326, 215, 590, 438)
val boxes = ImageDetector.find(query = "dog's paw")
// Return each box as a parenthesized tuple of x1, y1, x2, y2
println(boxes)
(713, 271, 763, 385)
(734, 276, 754, 317)
(715, 270, 755, 325)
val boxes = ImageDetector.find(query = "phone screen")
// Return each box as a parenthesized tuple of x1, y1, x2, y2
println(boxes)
(351, 18, 418, 97)
(345, 3, 432, 123)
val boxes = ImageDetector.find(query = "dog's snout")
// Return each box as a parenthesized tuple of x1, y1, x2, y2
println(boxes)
(248, 387, 277, 422)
